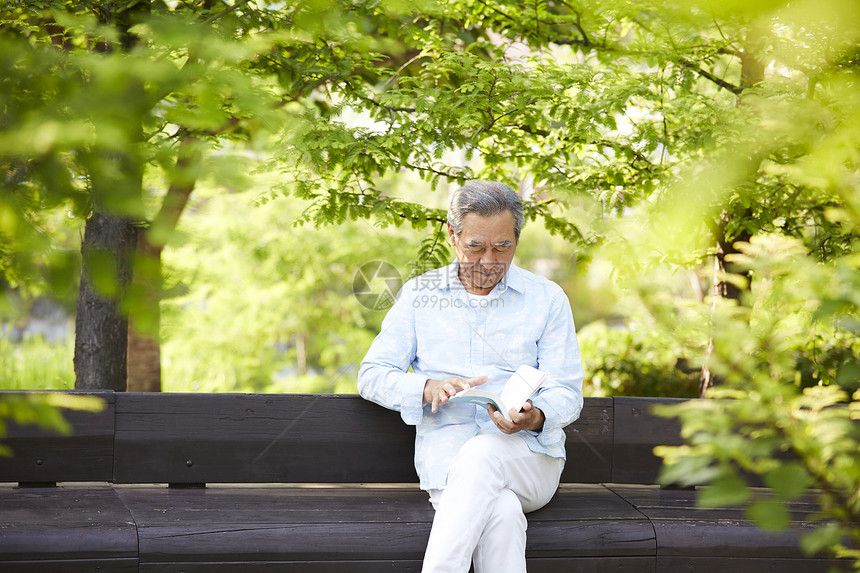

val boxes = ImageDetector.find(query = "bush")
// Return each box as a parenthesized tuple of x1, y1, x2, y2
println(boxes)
(0, 330, 74, 390)
(579, 318, 701, 398)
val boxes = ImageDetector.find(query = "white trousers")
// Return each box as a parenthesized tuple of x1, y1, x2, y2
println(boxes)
(421, 433, 564, 573)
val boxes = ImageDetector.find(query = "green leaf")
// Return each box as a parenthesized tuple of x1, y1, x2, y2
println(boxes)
(799, 523, 843, 557)
(746, 499, 790, 532)
(697, 473, 750, 507)
(763, 462, 813, 500)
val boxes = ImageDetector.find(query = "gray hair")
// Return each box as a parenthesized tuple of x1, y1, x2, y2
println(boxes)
(447, 180, 525, 241)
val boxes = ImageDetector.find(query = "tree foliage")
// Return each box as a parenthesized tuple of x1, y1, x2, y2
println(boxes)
(3, 0, 857, 379)
(652, 236, 859, 567)
(160, 183, 419, 393)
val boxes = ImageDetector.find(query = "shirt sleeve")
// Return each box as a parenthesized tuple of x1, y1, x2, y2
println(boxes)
(530, 287, 584, 446)
(357, 281, 427, 426)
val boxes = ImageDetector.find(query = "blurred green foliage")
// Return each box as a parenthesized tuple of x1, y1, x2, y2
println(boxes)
(159, 182, 420, 393)
(0, 389, 103, 456)
(579, 318, 701, 398)
(0, 332, 74, 390)
(651, 236, 859, 567)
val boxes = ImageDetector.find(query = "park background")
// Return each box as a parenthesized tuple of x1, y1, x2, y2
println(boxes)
(0, 0, 858, 565)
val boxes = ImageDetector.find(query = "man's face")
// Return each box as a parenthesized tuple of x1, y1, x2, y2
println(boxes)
(449, 211, 518, 295)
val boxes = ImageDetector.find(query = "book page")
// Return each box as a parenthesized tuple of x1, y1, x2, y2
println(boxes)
(498, 365, 547, 418)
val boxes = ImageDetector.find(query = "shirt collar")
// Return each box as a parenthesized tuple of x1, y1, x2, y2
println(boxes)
(442, 260, 525, 295)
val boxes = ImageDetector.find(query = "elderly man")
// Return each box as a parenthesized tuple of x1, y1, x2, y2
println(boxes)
(358, 180, 583, 573)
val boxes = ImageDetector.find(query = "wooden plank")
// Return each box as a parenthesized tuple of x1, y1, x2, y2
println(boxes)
(0, 391, 115, 483)
(656, 556, 848, 573)
(139, 561, 427, 573)
(118, 484, 647, 525)
(611, 396, 685, 484)
(0, 559, 138, 573)
(114, 393, 418, 484)
(609, 485, 824, 520)
(527, 557, 656, 573)
(608, 485, 825, 559)
(652, 519, 812, 559)
(0, 486, 138, 562)
(530, 484, 655, 522)
(121, 486, 433, 563)
(561, 397, 613, 483)
(114, 393, 614, 485)
(140, 556, 655, 573)
(118, 484, 655, 566)
(527, 485, 655, 558)
(117, 485, 436, 525)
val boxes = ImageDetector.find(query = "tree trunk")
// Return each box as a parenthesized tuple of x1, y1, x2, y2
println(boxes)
(700, 212, 754, 396)
(70, 1, 153, 391)
(740, 25, 767, 91)
(74, 211, 137, 391)
(700, 27, 767, 397)
(125, 138, 199, 391)
(127, 327, 162, 392)
(127, 231, 163, 392)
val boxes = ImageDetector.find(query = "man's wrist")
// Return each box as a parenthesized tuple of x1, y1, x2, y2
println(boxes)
(530, 407, 545, 432)
(422, 378, 436, 405)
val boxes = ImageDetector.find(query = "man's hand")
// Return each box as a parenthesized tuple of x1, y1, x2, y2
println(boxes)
(488, 400, 544, 434)
(423, 376, 487, 413)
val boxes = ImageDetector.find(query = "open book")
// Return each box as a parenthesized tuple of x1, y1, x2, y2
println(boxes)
(449, 365, 548, 421)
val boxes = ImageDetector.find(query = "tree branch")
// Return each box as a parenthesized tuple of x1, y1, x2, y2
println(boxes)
(677, 57, 743, 95)
(146, 135, 202, 252)
(354, 91, 416, 113)
(474, 0, 519, 25)
(203, 0, 252, 24)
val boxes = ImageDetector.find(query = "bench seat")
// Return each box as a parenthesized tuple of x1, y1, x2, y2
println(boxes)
(1, 482, 841, 572)
(0, 485, 138, 573)
(0, 392, 849, 572)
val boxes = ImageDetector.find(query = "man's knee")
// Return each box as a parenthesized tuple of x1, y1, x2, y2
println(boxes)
(488, 489, 526, 528)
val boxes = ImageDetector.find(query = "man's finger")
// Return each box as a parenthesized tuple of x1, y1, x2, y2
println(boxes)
(465, 375, 488, 387)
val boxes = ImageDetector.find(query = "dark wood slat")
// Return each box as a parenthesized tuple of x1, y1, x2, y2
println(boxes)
(527, 484, 656, 560)
(529, 484, 654, 521)
(611, 396, 685, 484)
(116, 484, 648, 525)
(608, 485, 825, 522)
(0, 391, 116, 483)
(114, 393, 418, 484)
(652, 519, 813, 558)
(561, 397, 613, 483)
(117, 485, 655, 565)
(608, 485, 825, 559)
(0, 559, 138, 573)
(131, 519, 655, 564)
(113, 393, 614, 485)
(139, 561, 427, 573)
(116, 486, 436, 525)
(651, 506, 830, 561)
(655, 556, 849, 572)
(525, 557, 656, 573)
(135, 522, 432, 563)
(0, 486, 138, 562)
(140, 556, 656, 573)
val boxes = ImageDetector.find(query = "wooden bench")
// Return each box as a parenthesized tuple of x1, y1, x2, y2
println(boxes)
(0, 391, 846, 572)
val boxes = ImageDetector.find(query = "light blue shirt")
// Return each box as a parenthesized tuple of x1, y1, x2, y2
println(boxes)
(358, 262, 584, 491)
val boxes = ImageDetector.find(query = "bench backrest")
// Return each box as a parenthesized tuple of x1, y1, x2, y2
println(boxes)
(0, 392, 684, 486)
